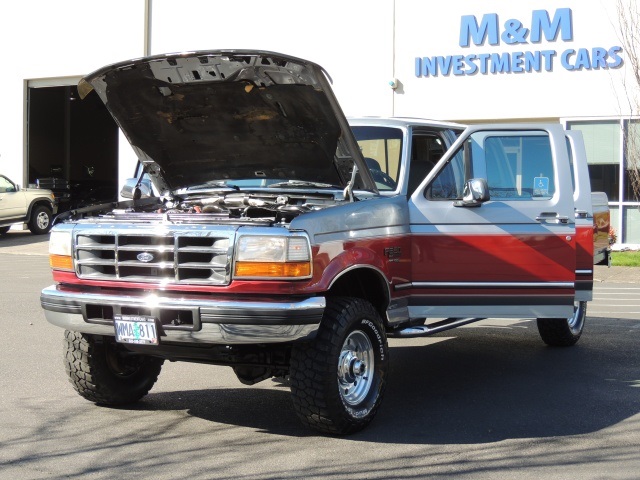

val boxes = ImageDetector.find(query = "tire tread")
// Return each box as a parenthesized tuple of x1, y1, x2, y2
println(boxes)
(537, 302, 587, 347)
(63, 330, 163, 405)
(290, 297, 388, 435)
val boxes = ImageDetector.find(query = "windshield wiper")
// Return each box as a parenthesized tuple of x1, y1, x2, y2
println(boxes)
(268, 180, 340, 189)
(187, 181, 240, 191)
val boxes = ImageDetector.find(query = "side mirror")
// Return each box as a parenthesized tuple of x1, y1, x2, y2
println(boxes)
(454, 178, 490, 207)
(120, 178, 153, 199)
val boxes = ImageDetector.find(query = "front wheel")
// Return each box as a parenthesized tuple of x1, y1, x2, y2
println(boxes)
(537, 301, 587, 347)
(0, 226, 10, 236)
(290, 297, 389, 435)
(28, 205, 52, 234)
(63, 330, 164, 405)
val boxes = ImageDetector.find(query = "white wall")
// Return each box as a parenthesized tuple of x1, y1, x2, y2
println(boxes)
(150, 0, 396, 118)
(394, 0, 632, 121)
(150, 0, 637, 122)
(0, 0, 147, 184)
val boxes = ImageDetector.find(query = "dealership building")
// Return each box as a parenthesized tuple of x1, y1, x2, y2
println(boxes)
(0, 0, 638, 246)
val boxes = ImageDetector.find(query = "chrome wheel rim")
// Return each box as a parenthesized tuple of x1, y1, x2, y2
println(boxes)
(36, 211, 49, 230)
(567, 301, 586, 335)
(338, 329, 374, 406)
(568, 301, 582, 328)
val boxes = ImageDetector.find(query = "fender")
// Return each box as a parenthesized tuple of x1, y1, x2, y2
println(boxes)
(26, 198, 55, 219)
(314, 245, 391, 292)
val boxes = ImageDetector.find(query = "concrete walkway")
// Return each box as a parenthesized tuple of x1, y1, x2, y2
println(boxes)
(594, 264, 640, 283)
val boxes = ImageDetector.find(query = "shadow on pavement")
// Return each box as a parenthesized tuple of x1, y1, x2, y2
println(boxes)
(0, 229, 50, 254)
(129, 322, 640, 443)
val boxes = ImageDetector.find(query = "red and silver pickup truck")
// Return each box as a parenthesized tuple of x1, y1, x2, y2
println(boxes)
(41, 50, 602, 435)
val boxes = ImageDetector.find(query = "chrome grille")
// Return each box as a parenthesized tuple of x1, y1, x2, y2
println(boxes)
(74, 227, 234, 285)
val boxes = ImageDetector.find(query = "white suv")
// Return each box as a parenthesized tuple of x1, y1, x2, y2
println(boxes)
(0, 174, 56, 235)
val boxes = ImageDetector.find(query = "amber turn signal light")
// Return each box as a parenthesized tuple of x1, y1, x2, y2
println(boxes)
(234, 261, 311, 278)
(49, 254, 73, 271)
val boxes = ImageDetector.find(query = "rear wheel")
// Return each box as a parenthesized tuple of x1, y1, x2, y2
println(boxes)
(0, 226, 10, 236)
(64, 330, 163, 405)
(290, 297, 389, 435)
(537, 301, 587, 347)
(28, 205, 52, 234)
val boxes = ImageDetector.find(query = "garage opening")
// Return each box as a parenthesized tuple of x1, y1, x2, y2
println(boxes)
(27, 85, 118, 212)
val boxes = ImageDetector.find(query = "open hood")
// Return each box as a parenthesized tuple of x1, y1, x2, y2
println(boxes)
(79, 50, 376, 193)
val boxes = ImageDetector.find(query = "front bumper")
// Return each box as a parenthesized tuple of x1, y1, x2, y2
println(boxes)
(41, 284, 324, 344)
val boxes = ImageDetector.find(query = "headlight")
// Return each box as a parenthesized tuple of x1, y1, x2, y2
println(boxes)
(49, 230, 73, 271)
(234, 235, 312, 279)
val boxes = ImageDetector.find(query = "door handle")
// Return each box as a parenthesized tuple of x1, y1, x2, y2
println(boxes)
(536, 212, 569, 224)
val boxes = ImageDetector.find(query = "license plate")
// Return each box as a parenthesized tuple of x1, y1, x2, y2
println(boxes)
(114, 314, 159, 345)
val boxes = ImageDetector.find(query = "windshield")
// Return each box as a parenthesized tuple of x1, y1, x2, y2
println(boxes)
(351, 126, 403, 191)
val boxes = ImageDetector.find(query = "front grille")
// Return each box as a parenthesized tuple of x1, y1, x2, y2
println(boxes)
(74, 227, 234, 285)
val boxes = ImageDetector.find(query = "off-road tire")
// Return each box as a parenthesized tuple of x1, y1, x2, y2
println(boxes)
(28, 205, 52, 234)
(537, 301, 587, 347)
(290, 297, 389, 435)
(0, 226, 10, 236)
(63, 330, 164, 405)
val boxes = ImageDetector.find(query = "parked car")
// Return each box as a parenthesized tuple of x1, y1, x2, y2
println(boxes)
(0, 174, 56, 235)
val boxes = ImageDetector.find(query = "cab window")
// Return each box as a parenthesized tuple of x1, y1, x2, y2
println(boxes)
(484, 135, 555, 200)
(351, 126, 403, 191)
(0, 176, 15, 193)
(426, 148, 466, 200)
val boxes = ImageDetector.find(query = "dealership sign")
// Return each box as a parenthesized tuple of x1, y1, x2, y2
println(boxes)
(415, 8, 623, 77)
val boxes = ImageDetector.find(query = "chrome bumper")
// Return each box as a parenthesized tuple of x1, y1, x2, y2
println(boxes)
(40, 285, 324, 344)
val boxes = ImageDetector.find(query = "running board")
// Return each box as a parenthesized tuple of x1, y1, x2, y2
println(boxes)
(390, 317, 486, 338)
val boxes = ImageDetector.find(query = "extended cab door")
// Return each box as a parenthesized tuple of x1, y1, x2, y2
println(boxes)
(406, 124, 576, 320)
(566, 130, 594, 302)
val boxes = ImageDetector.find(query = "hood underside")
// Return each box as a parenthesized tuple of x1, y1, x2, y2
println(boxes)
(79, 50, 375, 192)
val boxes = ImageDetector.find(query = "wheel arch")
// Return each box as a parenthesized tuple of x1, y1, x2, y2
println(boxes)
(326, 265, 391, 324)
(26, 199, 54, 219)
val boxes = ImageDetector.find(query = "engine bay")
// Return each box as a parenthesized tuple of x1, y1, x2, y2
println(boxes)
(72, 191, 341, 226)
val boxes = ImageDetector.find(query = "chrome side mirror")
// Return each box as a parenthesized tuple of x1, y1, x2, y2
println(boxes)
(454, 178, 490, 207)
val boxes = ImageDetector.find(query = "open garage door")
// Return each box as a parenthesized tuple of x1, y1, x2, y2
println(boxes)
(27, 84, 118, 212)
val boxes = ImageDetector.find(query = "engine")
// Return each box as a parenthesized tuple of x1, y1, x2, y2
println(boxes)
(72, 191, 340, 226)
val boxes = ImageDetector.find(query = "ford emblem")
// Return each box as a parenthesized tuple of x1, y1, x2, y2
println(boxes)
(137, 252, 154, 263)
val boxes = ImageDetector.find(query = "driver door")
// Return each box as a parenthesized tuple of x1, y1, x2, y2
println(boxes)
(407, 124, 576, 320)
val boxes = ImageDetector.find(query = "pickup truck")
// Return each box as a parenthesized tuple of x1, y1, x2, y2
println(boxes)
(41, 50, 598, 435)
(0, 174, 56, 235)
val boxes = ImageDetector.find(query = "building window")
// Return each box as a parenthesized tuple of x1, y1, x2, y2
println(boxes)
(566, 119, 640, 245)
(623, 207, 640, 243)
(624, 120, 640, 202)
(568, 121, 621, 201)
